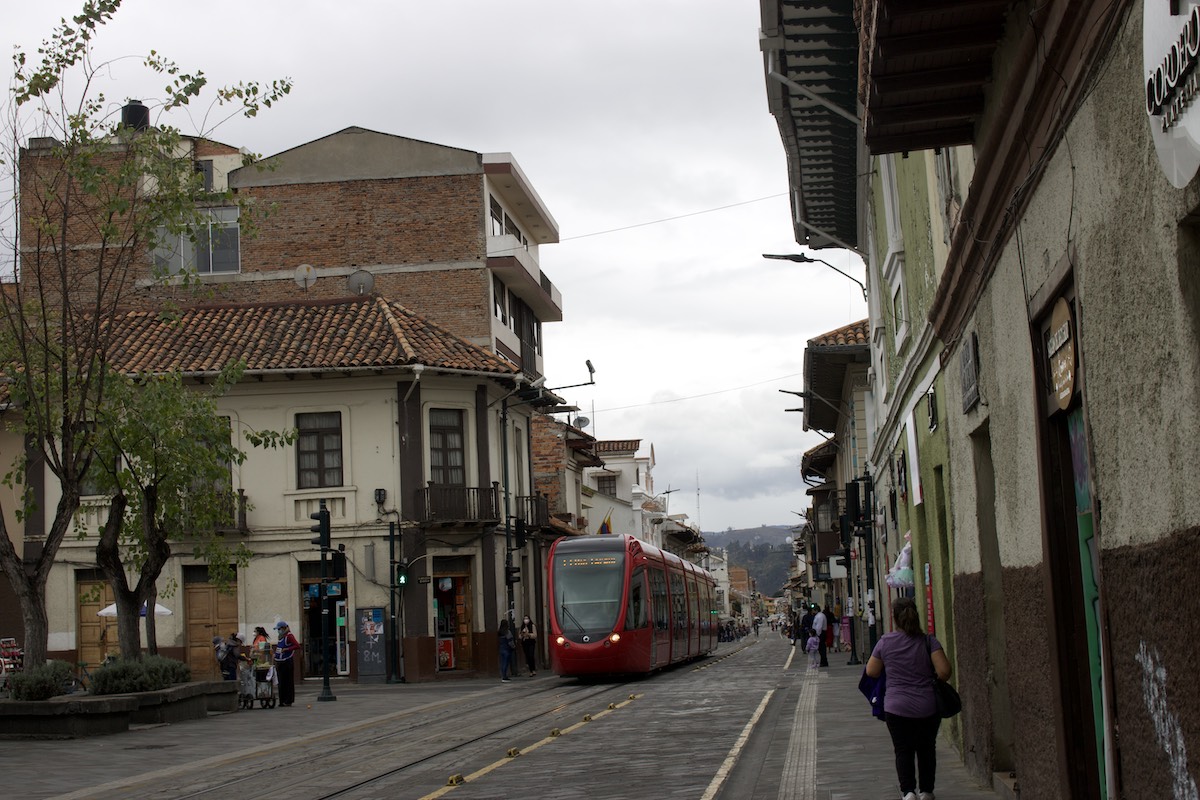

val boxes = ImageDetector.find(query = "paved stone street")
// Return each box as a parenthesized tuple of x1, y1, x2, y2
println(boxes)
(1, 635, 1000, 799)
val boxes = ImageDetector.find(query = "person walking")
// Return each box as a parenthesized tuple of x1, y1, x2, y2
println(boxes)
(497, 618, 516, 682)
(518, 615, 538, 677)
(812, 603, 829, 667)
(865, 596, 952, 800)
(805, 630, 821, 669)
(823, 605, 837, 654)
(273, 621, 302, 707)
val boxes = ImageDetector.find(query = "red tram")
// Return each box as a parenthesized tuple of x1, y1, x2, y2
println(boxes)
(547, 533, 718, 676)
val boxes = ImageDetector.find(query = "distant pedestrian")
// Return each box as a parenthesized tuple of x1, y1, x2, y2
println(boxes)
(823, 605, 837, 654)
(865, 597, 952, 800)
(518, 615, 537, 677)
(812, 604, 829, 667)
(498, 618, 516, 682)
(273, 621, 301, 707)
(251, 626, 271, 667)
(805, 632, 821, 669)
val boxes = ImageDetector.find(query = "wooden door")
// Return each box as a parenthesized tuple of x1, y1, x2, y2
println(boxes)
(452, 576, 473, 670)
(185, 583, 239, 679)
(76, 579, 116, 669)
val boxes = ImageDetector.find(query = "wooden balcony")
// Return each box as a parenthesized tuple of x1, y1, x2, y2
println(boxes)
(416, 483, 501, 525)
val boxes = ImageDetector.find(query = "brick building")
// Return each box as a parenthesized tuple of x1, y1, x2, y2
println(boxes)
(6, 121, 575, 682)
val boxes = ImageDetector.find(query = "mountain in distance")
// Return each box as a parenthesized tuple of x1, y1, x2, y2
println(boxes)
(702, 524, 798, 550)
(702, 525, 800, 597)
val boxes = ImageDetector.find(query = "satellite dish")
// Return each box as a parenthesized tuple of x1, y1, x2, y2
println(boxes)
(573, 416, 590, 429)
(347, 269, 375, 296)
(294, 264, 316, 289)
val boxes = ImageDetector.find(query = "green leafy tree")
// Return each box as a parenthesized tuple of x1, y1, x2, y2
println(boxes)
(0, 0, 290, 667)
(86, 363, 252, 659)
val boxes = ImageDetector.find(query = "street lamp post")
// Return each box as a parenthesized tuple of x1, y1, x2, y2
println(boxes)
(763, 253, 867, 301)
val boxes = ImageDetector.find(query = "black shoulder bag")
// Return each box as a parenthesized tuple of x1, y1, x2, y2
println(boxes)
(925, 635, 962, 718)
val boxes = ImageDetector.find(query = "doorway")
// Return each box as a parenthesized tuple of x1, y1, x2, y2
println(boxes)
(76, 571, 115, 668)
(300, 553, 347, 678)
(433, 561, 473, 671)
(183, 565, 239, 680)
(1036, 288, 1109, 798)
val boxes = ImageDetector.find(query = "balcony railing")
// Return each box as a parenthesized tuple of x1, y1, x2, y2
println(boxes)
(515, 494, 549, 527)
(416, 483, 501, 525)
(215, 489, 248, 533)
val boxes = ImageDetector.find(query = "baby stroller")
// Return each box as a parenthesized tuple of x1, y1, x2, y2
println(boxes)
(237, 660, 255, 710)
(253, 662, 277, 709)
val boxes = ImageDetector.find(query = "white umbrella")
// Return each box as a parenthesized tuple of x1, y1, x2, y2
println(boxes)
(96, 602, 173, 617)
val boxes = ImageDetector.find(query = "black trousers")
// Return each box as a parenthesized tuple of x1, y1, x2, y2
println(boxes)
(277, 659, 296, 705)
(885, 712, 941, 794)
(817, 633, 828, 666)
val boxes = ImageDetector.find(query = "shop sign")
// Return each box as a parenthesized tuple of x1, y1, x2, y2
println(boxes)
(1048, 297, 1075, 411)
(1145, 3, 1200, 187)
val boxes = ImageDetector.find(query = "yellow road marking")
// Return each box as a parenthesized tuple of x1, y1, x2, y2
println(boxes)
(419, 694, 641, 800)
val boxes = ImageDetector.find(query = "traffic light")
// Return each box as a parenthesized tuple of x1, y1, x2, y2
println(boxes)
(309, 500, 331, 549)
(396, 559, 408, 587)
(839, 513, 852, 549)
(505, 565, 521, 584)
(834, 549, 849, 568)
(513, 519, 528, 549)
(844, 480, 861, 526)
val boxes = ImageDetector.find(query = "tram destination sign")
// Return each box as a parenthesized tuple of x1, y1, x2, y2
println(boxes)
(563, 556, 618, 567)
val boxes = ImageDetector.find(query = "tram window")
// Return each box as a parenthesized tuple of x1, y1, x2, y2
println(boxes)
(650, 568, 669, 631)
(626, 569, 648, 630)
(553, 552, 626, 632)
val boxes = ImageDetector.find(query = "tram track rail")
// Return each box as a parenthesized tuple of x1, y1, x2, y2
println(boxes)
(100, 679, 638, 800)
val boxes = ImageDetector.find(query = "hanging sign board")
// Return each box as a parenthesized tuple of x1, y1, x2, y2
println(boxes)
(1048, 297, 1075, 411)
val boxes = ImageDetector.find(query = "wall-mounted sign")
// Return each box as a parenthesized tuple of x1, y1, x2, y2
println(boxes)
(1048, 297, 1075, 410)
(417, 575, 432, 585)
(1145, 2, 1200, 187)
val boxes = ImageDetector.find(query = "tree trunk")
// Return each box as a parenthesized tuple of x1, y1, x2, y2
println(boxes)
(0, 489, 81, 667)
(144, 588, 159, 655)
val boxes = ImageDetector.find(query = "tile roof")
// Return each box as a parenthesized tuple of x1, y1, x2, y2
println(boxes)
(105, 296, 518, 377)
(808, 318, 869, 348)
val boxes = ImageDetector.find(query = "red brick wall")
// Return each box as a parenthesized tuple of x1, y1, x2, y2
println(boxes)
(531, 414, 567, 514)
(132, 173, 494, 341)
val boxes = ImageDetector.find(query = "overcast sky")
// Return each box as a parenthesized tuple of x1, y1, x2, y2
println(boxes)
(4, 0, 869, 532)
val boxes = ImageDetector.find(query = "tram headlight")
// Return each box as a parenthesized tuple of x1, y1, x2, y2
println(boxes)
(556, 636, 567, 647)
(608, 633, 620, 644)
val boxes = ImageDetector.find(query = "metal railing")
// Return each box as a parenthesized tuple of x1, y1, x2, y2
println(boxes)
(416, 483, 501, 524)
(514, 494, 549, 527)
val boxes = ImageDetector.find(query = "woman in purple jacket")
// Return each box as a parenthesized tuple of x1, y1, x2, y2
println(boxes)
(865, 597, 952, 800)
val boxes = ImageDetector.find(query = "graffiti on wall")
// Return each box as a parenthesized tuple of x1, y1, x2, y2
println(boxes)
(1136, 641, 1198, 800)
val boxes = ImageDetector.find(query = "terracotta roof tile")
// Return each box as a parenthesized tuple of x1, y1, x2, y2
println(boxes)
(104, 296, 517, 377)
(808, 318, 869, 348)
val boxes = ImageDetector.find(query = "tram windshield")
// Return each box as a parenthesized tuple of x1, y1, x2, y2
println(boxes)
(552, 550, 626, 635)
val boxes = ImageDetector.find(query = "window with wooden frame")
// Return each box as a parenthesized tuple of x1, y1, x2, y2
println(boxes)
(296, 411, 343, 489)
(429, 409, 466, 486)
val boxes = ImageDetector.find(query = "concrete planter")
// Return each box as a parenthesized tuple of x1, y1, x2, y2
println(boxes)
(0, 681, 236, 739)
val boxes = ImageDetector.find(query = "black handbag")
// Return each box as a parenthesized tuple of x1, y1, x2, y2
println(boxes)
(925, 635, 962, 718)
